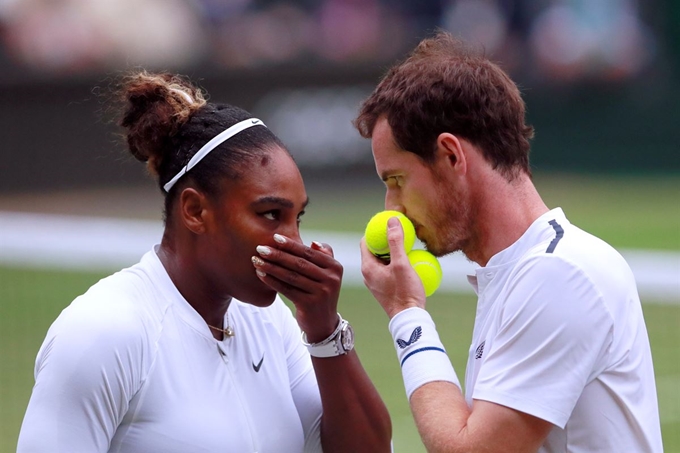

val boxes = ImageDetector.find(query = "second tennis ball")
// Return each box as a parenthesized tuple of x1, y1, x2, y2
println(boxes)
(365, 210, 416, 258)
(408, 249, 443, 297)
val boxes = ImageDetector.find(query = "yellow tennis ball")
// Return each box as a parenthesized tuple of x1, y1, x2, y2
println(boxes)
(408, 250, 442, 297)
(364, 210, 416, 259)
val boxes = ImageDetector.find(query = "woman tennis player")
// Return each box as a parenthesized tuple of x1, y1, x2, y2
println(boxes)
(17, 71, 392, 452)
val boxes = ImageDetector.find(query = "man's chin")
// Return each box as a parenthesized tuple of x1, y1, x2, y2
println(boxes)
(425, 242, 461, 258)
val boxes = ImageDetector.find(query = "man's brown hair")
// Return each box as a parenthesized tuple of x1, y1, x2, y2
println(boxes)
(354, 32, 534, 180)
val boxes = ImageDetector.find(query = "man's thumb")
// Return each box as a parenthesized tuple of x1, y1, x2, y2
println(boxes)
(387, 216, 406, 260)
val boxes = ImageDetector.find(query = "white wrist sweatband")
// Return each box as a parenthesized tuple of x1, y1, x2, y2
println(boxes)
(389, 307, 460, 399)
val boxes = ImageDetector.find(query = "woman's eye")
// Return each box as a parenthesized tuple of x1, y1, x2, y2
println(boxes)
(263, 211, 279, 221)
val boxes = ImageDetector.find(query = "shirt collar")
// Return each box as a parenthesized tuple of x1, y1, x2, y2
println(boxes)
(142, 245, 237, 342)
(483, 207, 568, 269)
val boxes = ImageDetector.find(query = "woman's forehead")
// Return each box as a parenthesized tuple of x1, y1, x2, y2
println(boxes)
(224, 149, 306, 202)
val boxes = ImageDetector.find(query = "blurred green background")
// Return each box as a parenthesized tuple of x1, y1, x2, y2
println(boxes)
(1, 0, 679, 451)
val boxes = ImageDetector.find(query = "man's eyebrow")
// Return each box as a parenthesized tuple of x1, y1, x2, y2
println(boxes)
(251, 196, 310, 209)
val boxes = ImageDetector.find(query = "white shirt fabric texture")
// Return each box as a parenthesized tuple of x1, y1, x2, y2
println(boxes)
(465, 208, 663, 452)
(18, 247, 323, 453)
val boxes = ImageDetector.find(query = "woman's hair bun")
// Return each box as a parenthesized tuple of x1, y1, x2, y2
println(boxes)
(119, 70, 207, 176)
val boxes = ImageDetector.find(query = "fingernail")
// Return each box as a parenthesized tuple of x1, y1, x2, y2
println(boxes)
(256, 270, 267, 278)
(312, 241, 324, 249)
(251, 256, 265, 266)
(256, 245, 271, 256)
(273, 234, 286, 244)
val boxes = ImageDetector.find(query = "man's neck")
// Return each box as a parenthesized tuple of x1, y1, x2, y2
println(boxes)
(466, 173, 548, 267)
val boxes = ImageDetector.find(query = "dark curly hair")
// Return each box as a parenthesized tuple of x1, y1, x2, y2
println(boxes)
(354, 32, 534, 180)
(117, 71, 286, 222)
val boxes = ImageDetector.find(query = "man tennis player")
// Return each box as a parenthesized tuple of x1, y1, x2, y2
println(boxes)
(355, 32, 663, 452)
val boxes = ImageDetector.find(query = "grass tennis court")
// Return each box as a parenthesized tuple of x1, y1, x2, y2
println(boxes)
(1, 173, 678, 451)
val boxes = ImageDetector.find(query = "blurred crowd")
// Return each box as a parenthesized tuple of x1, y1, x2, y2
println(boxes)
(0, 0, 660, 85)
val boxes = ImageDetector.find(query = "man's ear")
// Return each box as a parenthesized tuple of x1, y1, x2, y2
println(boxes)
(436, 133, 467, 175)
(178, 188, 211, 235)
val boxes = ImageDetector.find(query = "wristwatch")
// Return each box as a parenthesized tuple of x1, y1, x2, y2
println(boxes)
(302, 313, 355, 358)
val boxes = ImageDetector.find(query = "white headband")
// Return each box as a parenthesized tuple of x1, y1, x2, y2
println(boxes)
(163, 118, 266, 192)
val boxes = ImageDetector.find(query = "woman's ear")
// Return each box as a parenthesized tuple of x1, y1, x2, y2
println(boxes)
(179, 188, 210, 234)
(436, 133, 467, 176)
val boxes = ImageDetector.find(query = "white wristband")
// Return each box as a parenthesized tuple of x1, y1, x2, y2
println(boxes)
(389, 307, 460, 399)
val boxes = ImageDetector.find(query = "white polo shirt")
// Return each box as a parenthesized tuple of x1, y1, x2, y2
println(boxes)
(18, 247, 323, 453)
(465, 208, 663, 452)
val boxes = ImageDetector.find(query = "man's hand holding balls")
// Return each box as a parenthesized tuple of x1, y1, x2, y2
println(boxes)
(365, 210, 416, 259)
(362, 211, 442, 312)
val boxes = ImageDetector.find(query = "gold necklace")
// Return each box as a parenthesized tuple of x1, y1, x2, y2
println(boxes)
(208, 313, 234, 337)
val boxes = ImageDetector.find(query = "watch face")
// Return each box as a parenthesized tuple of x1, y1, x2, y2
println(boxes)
(341, 323, 355, 351)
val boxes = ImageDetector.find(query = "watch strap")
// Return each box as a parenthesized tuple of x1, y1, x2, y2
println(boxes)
(302, 314, 351, 358)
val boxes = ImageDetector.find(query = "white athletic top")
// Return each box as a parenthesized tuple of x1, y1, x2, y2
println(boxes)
(465, 208, 663, 452)
(18, 247, 323, 453)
